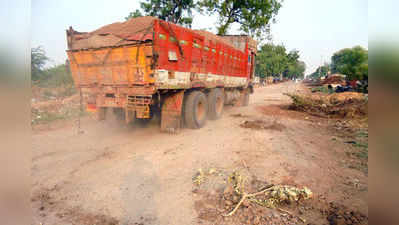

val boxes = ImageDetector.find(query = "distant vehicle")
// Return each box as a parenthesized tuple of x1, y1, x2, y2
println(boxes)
(66, 16, 257, 131)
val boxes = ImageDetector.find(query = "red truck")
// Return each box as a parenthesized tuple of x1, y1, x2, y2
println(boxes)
(66, 16, 257, 132)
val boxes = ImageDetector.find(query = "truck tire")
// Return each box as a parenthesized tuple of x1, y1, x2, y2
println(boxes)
(242, 91, 250, 106)
(207, 88, 224, 120)
(184, 91, 208, 129)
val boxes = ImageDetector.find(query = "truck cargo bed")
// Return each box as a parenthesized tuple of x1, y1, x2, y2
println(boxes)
(67, 44, 154, 87)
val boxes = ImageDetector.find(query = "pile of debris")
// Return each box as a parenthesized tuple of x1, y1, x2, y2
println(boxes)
(31, 93, 82, 125)
(322, 74, 346, 86)
(285, 92, 367, 118)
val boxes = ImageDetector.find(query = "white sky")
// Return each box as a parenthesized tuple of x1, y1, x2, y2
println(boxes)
(31, 0, 371, 74)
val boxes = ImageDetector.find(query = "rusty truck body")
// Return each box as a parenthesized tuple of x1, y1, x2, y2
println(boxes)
(66, 16, 257, 132)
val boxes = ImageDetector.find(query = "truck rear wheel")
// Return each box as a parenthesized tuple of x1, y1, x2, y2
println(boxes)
(208, 88, 224, 120)
(184, 91, 208, 129)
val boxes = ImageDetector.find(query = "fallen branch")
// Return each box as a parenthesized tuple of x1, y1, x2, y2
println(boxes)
(224, 185, 274, 216)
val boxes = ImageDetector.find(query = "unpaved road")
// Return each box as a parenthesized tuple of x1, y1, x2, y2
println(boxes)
(32, 81, 367, 225)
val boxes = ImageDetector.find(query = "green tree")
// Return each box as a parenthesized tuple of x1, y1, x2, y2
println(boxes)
(129, 0, 195, 27)
(125, 9, 143, 20)
(31, 46, 49, 81)
(287, 49, 300, 63)
(285, 60, 306, 79)
(297, 61, 306, 79)
(41, 64, 74, 87)
(198, 0, 282, 39)
(282, 49, 305, 79)
(331, 46, 368, 81)
(255, 43, 290, 79)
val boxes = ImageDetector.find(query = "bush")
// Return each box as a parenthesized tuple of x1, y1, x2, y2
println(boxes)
(35, 64, 74, 88)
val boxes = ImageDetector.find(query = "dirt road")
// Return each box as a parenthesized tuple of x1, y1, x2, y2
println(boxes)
(32, 81, 367, 225)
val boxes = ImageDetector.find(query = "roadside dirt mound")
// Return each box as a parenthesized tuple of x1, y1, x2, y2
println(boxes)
(285, 92, 367, 118)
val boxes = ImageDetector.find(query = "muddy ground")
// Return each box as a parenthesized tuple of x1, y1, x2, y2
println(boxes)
(32, 81, 368, 225)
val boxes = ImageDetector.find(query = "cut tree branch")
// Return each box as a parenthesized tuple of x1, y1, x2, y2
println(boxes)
(224, 185, 274, 217)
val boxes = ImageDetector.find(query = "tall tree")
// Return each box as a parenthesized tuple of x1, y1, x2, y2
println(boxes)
(256, 43, 287, 79)
(31, 46, 48, 81)
(285, 60, 306, 79)
(198, 0, 282, 39)
(283, 49, 305, 79)
(128, 0, 196, 27)
(256, 43, 306, 79)
(331, 46, 368, 81)
(287, 49, 300, 63)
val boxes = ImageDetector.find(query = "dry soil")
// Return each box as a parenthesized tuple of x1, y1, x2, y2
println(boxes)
(32, 81, 367, 225)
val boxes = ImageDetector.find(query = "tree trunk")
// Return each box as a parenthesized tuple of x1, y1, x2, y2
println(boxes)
(217, 22, 230, 35)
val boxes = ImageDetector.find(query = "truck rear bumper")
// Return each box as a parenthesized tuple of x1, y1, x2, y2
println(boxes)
(81, 85, 156, 108)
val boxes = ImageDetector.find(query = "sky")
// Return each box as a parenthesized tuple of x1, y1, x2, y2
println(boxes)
(31, 0, 371, 75)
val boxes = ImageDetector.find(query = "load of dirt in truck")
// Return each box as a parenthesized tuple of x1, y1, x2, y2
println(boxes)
(68, 16, 237, 50)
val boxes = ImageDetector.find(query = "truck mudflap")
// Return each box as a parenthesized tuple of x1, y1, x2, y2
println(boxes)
(160, 91, 184, 133)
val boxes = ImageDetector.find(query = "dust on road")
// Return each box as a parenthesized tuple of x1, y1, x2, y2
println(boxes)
(32, 82, 367, 225)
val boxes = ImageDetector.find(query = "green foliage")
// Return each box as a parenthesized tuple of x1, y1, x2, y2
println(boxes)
(36, 64, 74, 88)
(125, 9, 143, 20)
(255, 43, 305, 79)
(255, 43, 286, 78)
(331, 46, 368, 81)
(129, 0, 195, 27)
(285, 60, 306, 79)
(31, 46, 49, 81)
(198, 0, 282, 39)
